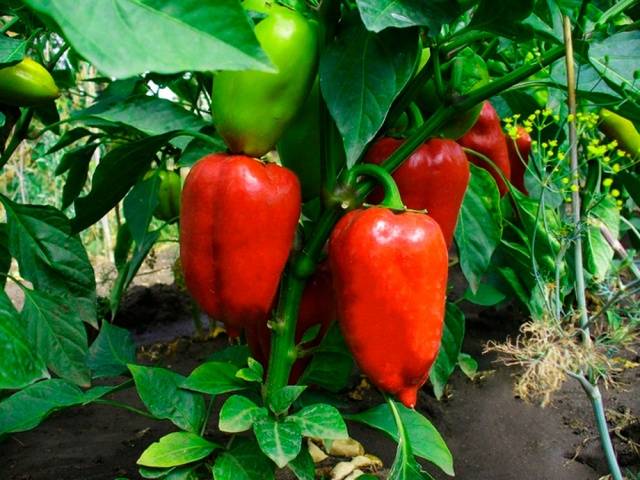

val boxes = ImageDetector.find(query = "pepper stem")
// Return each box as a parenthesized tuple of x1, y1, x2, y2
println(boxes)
(344, 164, 404, 210)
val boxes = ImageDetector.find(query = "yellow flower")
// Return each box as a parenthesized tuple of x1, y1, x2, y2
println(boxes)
(568, 114, 575, 123)
(616, 200, 623, 207)
(612, 164, 621, 173)
(557, 152, 566, 161)
(571, 184, 579, 192)
(611, 189, 620, 198)
(562, 177, 570, 184)
(603, 178, 613, 187)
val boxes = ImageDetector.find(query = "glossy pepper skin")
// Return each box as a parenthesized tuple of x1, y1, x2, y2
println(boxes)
(599, 108, 640, 157)
(329, 208, 448, 408)
(458, 101, 511, 196)
(364, 137, 469, 248)
(505, 126, 532, 194)
(180, 154, 301, 331)
(154, 170, 181, 223)
(212, 2, 318, 157)
(247, 264, 335, 382)
(0, 58, 59, 107)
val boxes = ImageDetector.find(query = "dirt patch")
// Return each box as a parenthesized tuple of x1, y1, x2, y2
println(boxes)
(1, 284, 638, 480)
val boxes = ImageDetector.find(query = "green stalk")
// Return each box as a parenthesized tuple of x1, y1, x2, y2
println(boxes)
(264, 39, 567, 401)
(594, 0, 638, 28)
(563, 16, 623, 480)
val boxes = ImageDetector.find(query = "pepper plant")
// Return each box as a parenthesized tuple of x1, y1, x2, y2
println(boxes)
(0, 1, 638, 480)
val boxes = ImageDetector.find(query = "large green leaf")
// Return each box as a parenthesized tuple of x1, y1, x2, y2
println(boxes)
(0, 196, 97, 327)
(253, 417, 302, 468)
(87, 322, 136, 378)
(0, 379, 84, 434)
(355, 0, 462, 34)
(74, 96, 208, 139)
(128, 364, 205, 433)
(320, 22, 419, 166)
(0, 308, 49, 390)
(219, 395, 268, 433)
(0, 223, 10, 289)
(22, 0, 273, 78)
(590, 31, 640, 98)
(285, 404, 348, 440)
(0, 34, 25, 66)
(585, 195, 620, 280)
(430, 303, 465, 400)
(123, 174, 161, 245)
(71, 133, 173, 232)
(454, 164, 503, 293)
(137, 432, 220, 468)
(182, 362, 248, 396)
(469, 0, 536, 38)
(212, 437, 275, 480)
(21, 288, 90, 386)
(347, 403, 453, 476)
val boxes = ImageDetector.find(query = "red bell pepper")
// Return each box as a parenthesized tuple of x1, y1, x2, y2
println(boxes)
(458, 101, 511, 196)
(364, 137, 469, 248)
(328, 165, 448, 408)
(179, 154, 301, 331)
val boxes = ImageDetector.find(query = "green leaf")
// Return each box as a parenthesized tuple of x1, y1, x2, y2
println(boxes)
(219, 395, 268, 433)
(0, 289, 17, 318)
(178, 135, 226, 167)
(22, 0, 273, 78)
(590, 31, 640, 98)
(206, 344, 250, 368)
(455, 164, 503, 293)
(87, 322, 136, 378)
(463, 281, 507, 306)
(247, 357, 264, 378)
(269, 386, 307, 416)
(0, 195, 97, 327)
(71, 133, 174, 232)
(253, 417, 302, 468)
(286, 403, 348, 440)
(137, 432, 219, 468)
(75, 96, 207, 138)
(0, 310, 49, 390)
(347, 403, 453, 476)
(59, 144, 96, 210)
(287, 447, 315, 480)
(430, 303, 465, 400)
(236, 366, 263, 383)
(0, 34, 26, 66)
(458, 353, 478, 379)
(469, 0, 536, 37)
(128, 365, 205, 433)
(182, 361, 247, 396)
(212, 437, 275, 480)
(298, 322, 354, 392)
(320, 22, 419, 166)
(620, 172, 640, 207)
(123, 174, 161, 245)
(47, 127, 94, 155)
(21, 288, 90, 387)
(355, 0, 462, 34)
(0, 379, 84, 434)
(585, 195, 620, 279)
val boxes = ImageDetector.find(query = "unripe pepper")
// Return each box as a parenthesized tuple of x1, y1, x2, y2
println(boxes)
(150, 170, 181, 223)
(246, 263, 335, 382)
(212, 2, 318, 157)
(458, 101, 511, 196)
(0, 58, 59, 106)
(599, 108, 640, 157)
(364, 137, 469, 248)
(505, 126, 532, 194)
(179, 154, 301, 331)
(328, 165, 448, 408)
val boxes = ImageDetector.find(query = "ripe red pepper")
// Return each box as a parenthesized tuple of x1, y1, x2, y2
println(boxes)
(329, 206, 448, 408)
(505, 125, 532, 194)
(180, 154, 300, 331)
(364, 137, 469, 248)
(458, 101, 511, 196)
(246, 263, 335, 382)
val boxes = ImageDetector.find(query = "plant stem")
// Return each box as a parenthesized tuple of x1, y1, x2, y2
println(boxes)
(442, 29, 493, 56)
(0, 108, 34, 170)
(563, 16, 623, 480)
(563, 17, 590, 339)
(264, 40, 567, 400)
(595, 0, 639, 28)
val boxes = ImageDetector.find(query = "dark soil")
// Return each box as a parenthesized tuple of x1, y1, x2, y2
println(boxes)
(1, 284, 639, 480)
